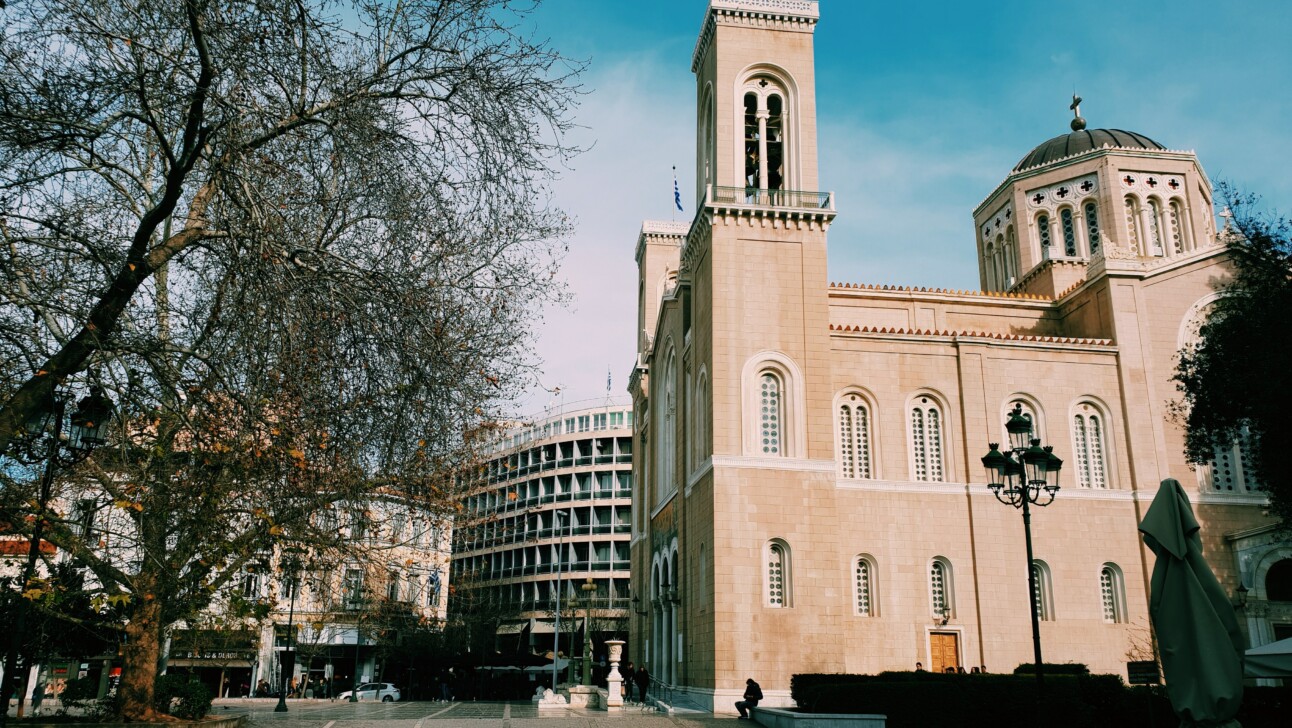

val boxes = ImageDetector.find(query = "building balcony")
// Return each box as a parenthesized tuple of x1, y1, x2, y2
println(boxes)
(709, 185, 834, 211)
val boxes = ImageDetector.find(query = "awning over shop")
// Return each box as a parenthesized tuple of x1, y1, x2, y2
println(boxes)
(167, 658, 254, 669)
(529, 619, 581, 635)
(496, 622, 528, 635)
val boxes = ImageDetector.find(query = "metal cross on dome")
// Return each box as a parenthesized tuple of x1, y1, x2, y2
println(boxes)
(1070, 94, 1082, 117)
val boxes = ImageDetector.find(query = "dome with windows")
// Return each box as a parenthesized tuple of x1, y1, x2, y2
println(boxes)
(1014, 128, 1165, 172)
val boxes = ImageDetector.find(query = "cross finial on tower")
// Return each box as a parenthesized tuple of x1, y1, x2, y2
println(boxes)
(1069, 93, 1087, 131)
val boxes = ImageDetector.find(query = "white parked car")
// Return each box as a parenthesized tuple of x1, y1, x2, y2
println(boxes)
(338, 683, 401, 702)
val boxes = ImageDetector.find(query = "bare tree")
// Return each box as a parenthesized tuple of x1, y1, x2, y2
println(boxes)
(0, 0, 579, 720)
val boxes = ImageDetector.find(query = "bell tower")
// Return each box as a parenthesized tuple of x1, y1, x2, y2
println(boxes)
(693, 0, 822, 202)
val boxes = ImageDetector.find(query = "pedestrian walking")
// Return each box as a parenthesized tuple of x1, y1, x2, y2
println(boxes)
(735, 678, 763, 720)
(620, 660, 635, 703)
(634, 665, 650, 705)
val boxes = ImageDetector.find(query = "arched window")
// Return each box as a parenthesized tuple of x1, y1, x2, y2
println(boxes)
(910, 396, 945, 482)
(1148, 199, 1165, 256)
(855, 555, 877, 617)
(1032, 561, 1054, 621)
(766, 94, 784, 191)
(741, 76, 791, 194)
(766, 540, 792, 608)
(743, 92, 760, 191)
(1267, 559, 1292, 601)
(1169, 198, 1192, 254)
(1084, 202, 1101, 256)
(1100, 564, 1126, 623)
(994, 234, 1006, 290)
(1005, 228, 1018, 285)
(655, 349, 677, 504)
(1060, 208, 1078, 257)
(930, 558, 953, 619)
(759, 371, 783, 456)
(1072, 403, 1109, 489)
(1124, 196, 1142, 255)
(837, 395, 873, 479)
(743, 352, 803, 457)
(1037, 214, 1052, 256)
(984, 241, 996, 290)
(1204, 424, 1260, 492)
(693, 371, 709, 467)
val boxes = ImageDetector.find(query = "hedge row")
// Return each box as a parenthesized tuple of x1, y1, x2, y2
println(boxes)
(790, 672, 1291, 728)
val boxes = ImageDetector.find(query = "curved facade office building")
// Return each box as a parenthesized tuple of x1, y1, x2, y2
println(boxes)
(452, 399, 634, 657)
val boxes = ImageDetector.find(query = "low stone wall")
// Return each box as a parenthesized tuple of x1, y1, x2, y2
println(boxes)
(19, 715, 247, 728)
(753, 706, 886, 728)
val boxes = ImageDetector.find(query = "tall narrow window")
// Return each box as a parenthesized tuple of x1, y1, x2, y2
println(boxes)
(766, 95, 784, 191)
(1005, 229, 1017, 285)
(1084, 202, 1101, 256)
(760, 372, 782, 456)
(1124, 197, 1141, 255)
(1205, 424, 1259, 492)
(1148, 199, 1165, 256)
(930, 560, 951, 618)
(767, 542, 789, 608)
(855, 557, 874, 616)
(1037, 215, 1052, 254)
(838, 398, 872, 479)
(1100, 564, 1125, 623)
(1061, 208, 1078, 257)
(1032, 561, 1053, 621)
(743, 93, 760, 191)
(911, 397, 945, 482)
(1168, 199, 1191, 254)
(984, 242, 997, 290)
(1072, 405, 1108, 489)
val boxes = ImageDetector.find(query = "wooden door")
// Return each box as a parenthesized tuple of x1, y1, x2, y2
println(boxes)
(929, 632, 960, 674)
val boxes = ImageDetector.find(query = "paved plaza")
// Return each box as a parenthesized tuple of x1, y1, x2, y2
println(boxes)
(214, 699, 735, 728)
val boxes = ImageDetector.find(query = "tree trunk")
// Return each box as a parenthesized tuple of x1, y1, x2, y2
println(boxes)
(118, 594, 166, 721)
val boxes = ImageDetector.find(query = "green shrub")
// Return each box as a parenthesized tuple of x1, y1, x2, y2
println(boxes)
(1012, 662, 1089, 675)
(58, 676, 99, 713)
(154, 673, 213, 720)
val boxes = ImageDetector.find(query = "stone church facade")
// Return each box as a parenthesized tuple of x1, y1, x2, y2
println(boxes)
(628, 0, 1285, 713)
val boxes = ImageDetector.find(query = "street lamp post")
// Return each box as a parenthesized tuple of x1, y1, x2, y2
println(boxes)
(580, 577, 597, 685)
(551, 509, 570, 692)
(981, 404, 1063, 690)
(275, 556, 302, 713)
(0, 385, 113, 725)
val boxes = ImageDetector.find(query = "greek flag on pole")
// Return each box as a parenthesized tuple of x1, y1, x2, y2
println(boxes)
(673, 167, 683, 212)
(606, 367, 612, 393)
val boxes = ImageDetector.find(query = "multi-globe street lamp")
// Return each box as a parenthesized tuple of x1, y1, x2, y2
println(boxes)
(274, 554, 303, 713)
(0, 384, 114, 723)
(980, 404, 1062, 689)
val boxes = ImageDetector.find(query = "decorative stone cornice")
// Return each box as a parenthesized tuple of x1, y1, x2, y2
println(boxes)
(692, 0, 819, 72)
(828, 323, 1114, 348)
(635, 220, 688, 263)
(828, 281, 1051, 302)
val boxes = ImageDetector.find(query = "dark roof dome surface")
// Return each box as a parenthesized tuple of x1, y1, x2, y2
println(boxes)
(1013, 128, 1165, 172)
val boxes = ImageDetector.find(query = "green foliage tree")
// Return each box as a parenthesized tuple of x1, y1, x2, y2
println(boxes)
(1174, 184, 1292, 524)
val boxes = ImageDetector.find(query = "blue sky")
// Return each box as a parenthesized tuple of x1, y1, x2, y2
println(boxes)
(517, 0, 1292, 409)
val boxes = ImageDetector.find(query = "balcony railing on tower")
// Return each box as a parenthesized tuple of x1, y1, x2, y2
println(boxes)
(710, 185, 833, 210)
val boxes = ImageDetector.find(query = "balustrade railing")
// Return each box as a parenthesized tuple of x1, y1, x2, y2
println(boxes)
(711, 185, 832, 210)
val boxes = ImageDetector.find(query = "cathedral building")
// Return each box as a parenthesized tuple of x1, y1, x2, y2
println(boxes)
(628, 0, 1289, 713)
